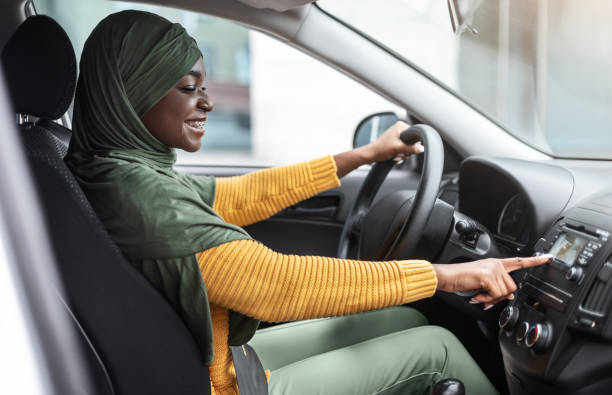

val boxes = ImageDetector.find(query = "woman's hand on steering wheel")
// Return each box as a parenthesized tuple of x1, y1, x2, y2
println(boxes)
(433, 255, 552, 309)
(368, 121, 424, 163)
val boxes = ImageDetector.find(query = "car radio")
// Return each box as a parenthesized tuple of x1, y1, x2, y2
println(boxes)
(498, 212, 612, 382)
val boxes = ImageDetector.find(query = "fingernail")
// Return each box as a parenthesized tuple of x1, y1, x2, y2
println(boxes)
(507, 294, 515, 300)
(469, 298, 479, 304)
(484, 304, 494, 310)
(540, 254, 554, 259)
(416, 144, 425, 153)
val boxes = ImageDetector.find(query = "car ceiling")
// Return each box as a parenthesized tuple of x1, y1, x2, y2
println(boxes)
(237, 0, 313, 12)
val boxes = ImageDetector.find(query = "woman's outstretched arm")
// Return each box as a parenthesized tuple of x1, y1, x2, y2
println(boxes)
(197, 240, 551, 321)
(197, 239, 437, 322)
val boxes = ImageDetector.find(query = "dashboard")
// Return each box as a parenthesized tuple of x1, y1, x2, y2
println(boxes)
(454, 156, 612, 395)
(458, 157, 574, 256)
(498, 193, 531, 245)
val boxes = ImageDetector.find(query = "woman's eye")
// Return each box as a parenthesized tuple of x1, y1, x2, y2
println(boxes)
(180, 86, 206, 93)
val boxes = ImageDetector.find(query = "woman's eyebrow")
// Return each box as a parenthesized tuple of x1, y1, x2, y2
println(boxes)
(187, 70, 202, 79)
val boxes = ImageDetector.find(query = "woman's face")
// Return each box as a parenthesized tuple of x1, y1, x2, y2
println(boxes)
(141, 57, 212, 152)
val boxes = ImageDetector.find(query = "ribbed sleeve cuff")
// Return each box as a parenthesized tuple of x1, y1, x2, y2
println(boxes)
(398, 260, 438, 303)
(308, 155, 341, 192)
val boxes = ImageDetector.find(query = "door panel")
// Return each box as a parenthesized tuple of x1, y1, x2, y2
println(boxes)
(246, 219, 343, 256)
(176, 164, 421, 257)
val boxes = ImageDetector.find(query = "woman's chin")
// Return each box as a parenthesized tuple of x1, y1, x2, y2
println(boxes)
(180, 133, 204, 152)
(184, 143, 202, 153)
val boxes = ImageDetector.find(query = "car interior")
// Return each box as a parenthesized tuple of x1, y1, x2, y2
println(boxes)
(1, 0, 612, 394)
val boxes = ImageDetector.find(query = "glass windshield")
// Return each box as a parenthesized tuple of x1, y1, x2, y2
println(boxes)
(319, 0, 612, 160)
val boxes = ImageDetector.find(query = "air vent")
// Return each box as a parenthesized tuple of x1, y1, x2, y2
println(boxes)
(582, 260, 612, 314)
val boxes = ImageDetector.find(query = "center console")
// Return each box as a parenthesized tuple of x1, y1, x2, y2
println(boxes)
(499, 204, 612, 394)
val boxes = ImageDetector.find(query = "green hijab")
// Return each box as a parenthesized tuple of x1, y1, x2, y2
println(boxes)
(66, 10, 258, 364)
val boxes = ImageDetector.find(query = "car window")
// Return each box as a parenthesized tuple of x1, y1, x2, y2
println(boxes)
(319, 0, 612, 160)
(35, 0, 402, 166)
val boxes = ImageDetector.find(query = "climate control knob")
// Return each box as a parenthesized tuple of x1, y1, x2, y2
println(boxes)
(566, 266, 584, 282)
(499, 305, 519, 331)
(516, 322, 530, 342)
(525, 323, 552, 354)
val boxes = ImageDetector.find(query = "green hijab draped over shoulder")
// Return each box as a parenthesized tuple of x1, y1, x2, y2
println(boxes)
(66, 10, 258, 364)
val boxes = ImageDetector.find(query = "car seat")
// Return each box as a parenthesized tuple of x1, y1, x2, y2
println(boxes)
(1, 14, 211, 395)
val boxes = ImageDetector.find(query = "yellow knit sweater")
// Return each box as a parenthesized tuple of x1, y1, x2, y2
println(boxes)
(199, 155, 438, 395)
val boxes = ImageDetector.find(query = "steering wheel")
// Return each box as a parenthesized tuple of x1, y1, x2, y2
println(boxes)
(337, 124, 444, 260)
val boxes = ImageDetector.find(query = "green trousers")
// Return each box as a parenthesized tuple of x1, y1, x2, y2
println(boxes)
(248, 307, 498, 395)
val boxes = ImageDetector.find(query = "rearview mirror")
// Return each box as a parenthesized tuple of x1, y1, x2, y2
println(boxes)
(353, 112, 400, 149)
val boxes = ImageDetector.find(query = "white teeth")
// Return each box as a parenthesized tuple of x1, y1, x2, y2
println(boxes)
(186, 120, 205, 129)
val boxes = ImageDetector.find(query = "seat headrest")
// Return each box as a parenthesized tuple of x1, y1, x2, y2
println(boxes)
(1, 15, 76, 120)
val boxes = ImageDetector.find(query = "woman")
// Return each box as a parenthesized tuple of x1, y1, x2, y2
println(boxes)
(66, 10, 548, 395)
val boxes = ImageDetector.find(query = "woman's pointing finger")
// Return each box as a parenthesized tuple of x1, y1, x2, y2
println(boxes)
(501, 254, 552, 272)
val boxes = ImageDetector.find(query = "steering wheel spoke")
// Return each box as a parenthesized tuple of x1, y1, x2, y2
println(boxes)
(352, 211, 367, 234)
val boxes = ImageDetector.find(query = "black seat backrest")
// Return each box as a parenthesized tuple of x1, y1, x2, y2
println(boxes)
(1, 15, 210, 395)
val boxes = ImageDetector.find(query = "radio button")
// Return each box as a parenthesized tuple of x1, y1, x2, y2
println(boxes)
(534, 238, 547, 251)
(577, 256, 589, 266)
(587, 242, 601, 250)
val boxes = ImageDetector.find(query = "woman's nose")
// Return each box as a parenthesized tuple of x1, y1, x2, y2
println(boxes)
(198, 95, 213, 112)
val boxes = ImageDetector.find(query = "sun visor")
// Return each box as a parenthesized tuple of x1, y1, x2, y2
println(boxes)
(236, 0, 313, 11)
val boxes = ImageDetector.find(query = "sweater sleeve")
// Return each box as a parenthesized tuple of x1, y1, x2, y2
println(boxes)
(212, 155, 340, 227)
(196, 239, 437, 322)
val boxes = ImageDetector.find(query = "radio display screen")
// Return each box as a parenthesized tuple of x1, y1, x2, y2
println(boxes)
(549, 233, 587, 265)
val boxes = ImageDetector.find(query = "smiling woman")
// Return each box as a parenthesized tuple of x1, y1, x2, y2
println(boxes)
(58, 8, 554, 395)
(141, 58, 212, 152)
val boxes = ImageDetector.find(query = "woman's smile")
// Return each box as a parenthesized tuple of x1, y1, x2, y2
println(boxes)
(185, 118, 206, 135)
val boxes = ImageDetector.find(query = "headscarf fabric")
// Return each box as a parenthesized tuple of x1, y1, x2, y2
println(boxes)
(65, 10, 257, 364)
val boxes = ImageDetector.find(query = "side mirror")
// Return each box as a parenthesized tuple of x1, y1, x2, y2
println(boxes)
(353, 112, 400, 149)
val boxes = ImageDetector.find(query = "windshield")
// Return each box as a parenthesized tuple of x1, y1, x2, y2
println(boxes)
(319, 0, 612, 160)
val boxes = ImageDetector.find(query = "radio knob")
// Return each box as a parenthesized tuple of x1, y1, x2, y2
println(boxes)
(566, 266, 584, 282)
(516, 321, 530, 342)
(525, 323, 552, 354)
(499, 305, 519, 331)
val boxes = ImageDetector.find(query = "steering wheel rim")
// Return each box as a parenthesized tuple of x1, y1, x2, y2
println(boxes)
(337, 124, 445, 260)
